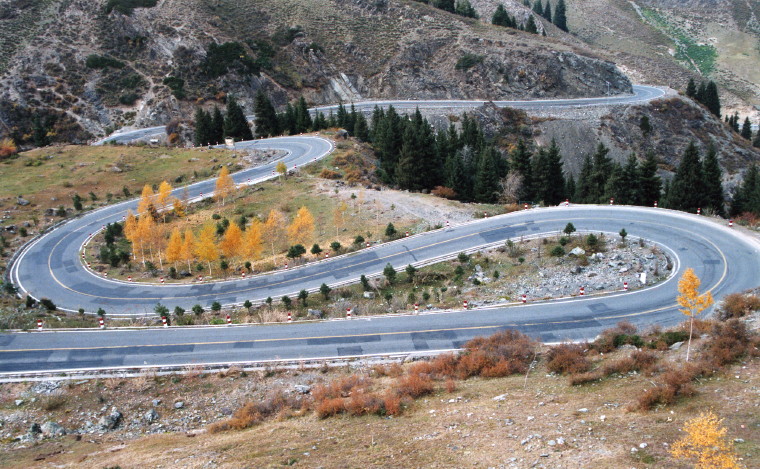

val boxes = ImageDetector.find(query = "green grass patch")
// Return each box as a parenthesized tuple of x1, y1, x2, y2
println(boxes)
(640, 8, 717, 75)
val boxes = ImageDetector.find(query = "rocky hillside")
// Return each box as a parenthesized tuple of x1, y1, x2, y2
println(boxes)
(0, 0, 630, 146)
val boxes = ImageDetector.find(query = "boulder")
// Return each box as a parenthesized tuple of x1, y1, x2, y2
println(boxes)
(294, 385, 312, 394)
(40, 421, 66, 437)
(669, 341, 683, 350)
(363, 291, 376, 299)
(307, 309, 324, 318)
(15, 197, 30, 206)
(174, 401, 184, 409)
(569, 247, 585, 256)
(143, 409, 159, 424)
(98, 409, 122, 431)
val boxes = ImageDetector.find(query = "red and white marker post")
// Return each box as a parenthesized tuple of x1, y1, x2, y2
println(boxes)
(162, 316, 168, 328)
(565, 199, 570, 206)
(284, 263, 289, 269)
(346, 308, 352, 319)
(99, 317, 105, 329)
(697, 207, 701, 215)
(160, 277, 165, 284)
(366, 241, 370, 248)
(227, 314, 232, 325)
(241, 272, 246, 278)
(463, 300, 469, 309)
(37, 319, 43, 331)
(287, 312, 292, 322)
(414, 303, 419, 314)
(654, 201, 658, 208)
(579, 286, 585, 296)
(729, 219, 734, 227)
(127, 276, 132, 282)
(446, 220, 450, 229)
(325, 252, 329, 258)
(522, 294, 527, 304)
(524, 203, 529, 210)
(609, 197, 614, 205)
(623, 282, 629, 292)
(405, 231, 409, 237)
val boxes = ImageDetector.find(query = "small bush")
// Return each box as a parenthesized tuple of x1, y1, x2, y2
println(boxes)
(319, 169, 342, 179)
(39, 298, 57, 311)
(550, 245, 565, 257)
(546, 343, 591, 375)
(42, 394, 67, 411)
(209, 391, 302, 432)
(85, 54, 125, 69)
(718, 293, 760, 320)
(316, 397, 346, 418)
(431, 186, 457, 199)
(393, 373, 434, 399)
(455, 53, 484, 70)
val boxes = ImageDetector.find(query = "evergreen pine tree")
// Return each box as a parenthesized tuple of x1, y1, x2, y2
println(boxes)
(532, 147, 549, 203)
(589, 143, 613, 203)
(553, 0, 567, 31)
(353, 113, 370, 142)
(253, 90, 279, 138)
(686, 78, 697, 99)
(525, 15, 539, 34)
(616, 154, 640, 205)
(696, 81, 707, 103)
(754, 120, 760, 148)
(295, 96, 312, 133)
(543, 1, 552, 22)
(534, 140, 565, 205)
(211, 106, 224, 144)
(460, 114, 484, 152)
(575, 154, 594, 203)
(312, 111, 327, 131)
(741, 117, 752, 140)
(374, 106, 403, 184)
(603, 163, 623, 203)
(223, 96, 253, 141)
(474, 146, 501, 203)
(193, 108, 212, 146)
(445, 150, 468, 200)
(281, 103, 297, 135)
(492, 4, 512, 27)
(704, 81, 721, 118)
(396, 125, 420, 191)
(336, 103, 348, 128)
(533, 0, 543, 14)
(435, 0, 456, 13)
(668, 141, 706, 212)
(638, 151, 661, 206)
(370, 106, 385, 141)
(731, 112, 740, 132)
(730, 164, 760, 216)
(565, 175, 576, 202)
(702, 144, 725, 216)
(455, 0, 479, 18)
(511, 139, 534, 201)
(32, 117, 48, 147)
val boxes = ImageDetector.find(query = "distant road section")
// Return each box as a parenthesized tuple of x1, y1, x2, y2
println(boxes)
(97, 85, 665, 145)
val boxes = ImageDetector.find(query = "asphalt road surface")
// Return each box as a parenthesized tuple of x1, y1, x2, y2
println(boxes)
(7, 84, 758, 375)
(97, 85, 665, 144)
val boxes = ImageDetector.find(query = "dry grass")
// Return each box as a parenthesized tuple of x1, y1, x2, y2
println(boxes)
(719, 293, 760, 320)
(546, 343, 591, 375)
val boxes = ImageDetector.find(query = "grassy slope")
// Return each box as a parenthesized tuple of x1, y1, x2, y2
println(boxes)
(0, 341, 756, 468)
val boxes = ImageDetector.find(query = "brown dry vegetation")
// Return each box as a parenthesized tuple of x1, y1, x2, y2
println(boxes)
(0, 317, 758, 468)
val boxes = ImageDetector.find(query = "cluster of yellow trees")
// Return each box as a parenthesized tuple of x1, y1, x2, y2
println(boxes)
(121, 167, 318, 275)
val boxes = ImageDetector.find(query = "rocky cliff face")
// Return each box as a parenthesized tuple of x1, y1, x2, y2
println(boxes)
(0, 0, 631, 145)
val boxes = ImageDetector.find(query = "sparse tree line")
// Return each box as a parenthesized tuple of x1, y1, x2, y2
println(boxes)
(412, 0, 479, 19)
(492, 0, 567, 34)
(193, 96, 253, 146)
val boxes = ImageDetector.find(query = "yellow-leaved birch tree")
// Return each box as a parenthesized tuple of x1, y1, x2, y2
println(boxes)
(263, 209, 286, 257)
(195, 223, 219, 275)
(243, 218, 264, 261)
(677, 268, 714, 362)
(671, 411, 741, 469)
(287, 206, 315, 246)
(137, 185, 155, 217)
(180, 229, 195, 272)
(215, 166, 236, 205)
(165, 228, 183, 267)
(157, 181, 173, 222)
(219, 221, 243, 259)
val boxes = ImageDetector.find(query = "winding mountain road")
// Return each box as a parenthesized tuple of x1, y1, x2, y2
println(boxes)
(5, 85, 758, 376)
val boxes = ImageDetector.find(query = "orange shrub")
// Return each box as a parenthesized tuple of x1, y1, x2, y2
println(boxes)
(546, 343, 591, 375)
(431, 186, 457, 199)
(718, 293, 760, 320)
(0, 138, 17, 159)
(393, 373, 434, 399)
(319, 168, 342, 179)
(383, 391, 402, 416)
(316, 397, 346, 418)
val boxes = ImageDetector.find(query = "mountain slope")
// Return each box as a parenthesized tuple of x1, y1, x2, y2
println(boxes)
(0, 0, 631, 144)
